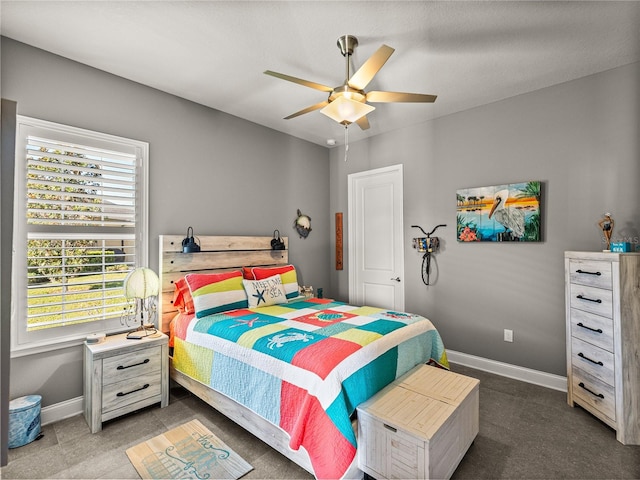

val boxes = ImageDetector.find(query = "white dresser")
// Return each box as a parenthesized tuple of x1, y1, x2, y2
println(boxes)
(564, 251, 640, 444)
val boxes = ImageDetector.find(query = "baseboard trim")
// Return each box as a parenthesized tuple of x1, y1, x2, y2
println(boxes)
(41, 396, 83, 426)
(447, 350, 567, 392)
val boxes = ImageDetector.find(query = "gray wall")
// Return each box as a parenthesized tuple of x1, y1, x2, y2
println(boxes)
(1, 38, 331, 406)
(330, 61, 640, 376)
(3, 34, 639, 409)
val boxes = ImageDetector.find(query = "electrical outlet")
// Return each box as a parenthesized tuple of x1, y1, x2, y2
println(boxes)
(504, 329, 514, 342)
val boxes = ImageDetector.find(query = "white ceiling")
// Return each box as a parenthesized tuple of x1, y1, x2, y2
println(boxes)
(2, 1, 640, 147)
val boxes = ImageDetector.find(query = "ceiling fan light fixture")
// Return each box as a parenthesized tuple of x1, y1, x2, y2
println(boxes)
(320, 95, 375, 124)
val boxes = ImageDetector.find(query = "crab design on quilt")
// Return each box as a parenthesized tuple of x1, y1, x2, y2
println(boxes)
(267, 332, 314, 349)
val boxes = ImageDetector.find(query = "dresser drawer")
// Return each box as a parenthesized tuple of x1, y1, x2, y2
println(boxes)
(102, 346, 161, 385)
(572, 367, 616, 422)
(569, 260, 612, 290)
(571, 337, 615, 385)
(569, 284, 613, 318)
(102, 372, 162, 414)
(570, 309, 614, 352)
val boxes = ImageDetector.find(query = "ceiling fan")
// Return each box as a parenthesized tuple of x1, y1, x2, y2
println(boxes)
(264, 34, 437, 130)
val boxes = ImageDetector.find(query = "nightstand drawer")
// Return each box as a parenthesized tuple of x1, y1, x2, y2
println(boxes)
(569, 284, 613, 318)
(570, 309, 614, 352)
(102, 373, 162, 414)
(102, 347, 161, 385)
(569, 260, 612, 290)
(571, 337, 614, 385)
(572, 368, 615, 422)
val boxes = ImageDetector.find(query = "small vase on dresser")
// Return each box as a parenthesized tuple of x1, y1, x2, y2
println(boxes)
(564, 251, 640, 445)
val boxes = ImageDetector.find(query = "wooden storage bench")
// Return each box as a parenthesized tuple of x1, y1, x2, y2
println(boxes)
(357, 364, 479, 480)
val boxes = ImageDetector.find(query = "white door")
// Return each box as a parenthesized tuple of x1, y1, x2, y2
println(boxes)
(348, 164, 404, 310)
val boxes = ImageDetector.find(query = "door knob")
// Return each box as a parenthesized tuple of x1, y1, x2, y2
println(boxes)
(391, 277, 401, 282)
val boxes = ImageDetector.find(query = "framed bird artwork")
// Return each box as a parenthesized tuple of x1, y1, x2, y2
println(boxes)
(456, 181, 541, 242)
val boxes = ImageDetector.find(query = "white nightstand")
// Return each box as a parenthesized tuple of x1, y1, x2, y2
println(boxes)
(83, 331, 169, 433)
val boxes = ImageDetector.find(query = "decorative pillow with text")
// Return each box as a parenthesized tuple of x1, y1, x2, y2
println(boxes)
(243, 274, 288, 308)
(249, 264, 299, 299)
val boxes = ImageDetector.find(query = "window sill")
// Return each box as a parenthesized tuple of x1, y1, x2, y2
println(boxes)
(10, 328, 132, 358)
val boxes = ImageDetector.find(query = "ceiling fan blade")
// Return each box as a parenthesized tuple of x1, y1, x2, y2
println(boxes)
(348, 44, 395, 91)
(366, 91, 437, 103)
(355, 115, 370, 130)
(284, 101, 330, 120)
(264, 70, 333, 92)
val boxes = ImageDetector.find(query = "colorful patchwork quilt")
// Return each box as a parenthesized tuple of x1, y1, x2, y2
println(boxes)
(171, 298, 449, 479)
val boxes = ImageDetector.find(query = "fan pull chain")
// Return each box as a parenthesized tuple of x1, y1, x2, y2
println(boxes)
(344, 125, 349, 162)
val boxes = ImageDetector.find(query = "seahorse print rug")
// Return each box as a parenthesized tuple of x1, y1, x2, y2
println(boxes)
(126, 419, 253, 479)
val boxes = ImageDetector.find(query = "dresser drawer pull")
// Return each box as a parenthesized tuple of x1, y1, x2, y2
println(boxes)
(383, 423, 397, 433)
(576, 294, 602, 304)
(576, 269, 601, 276)
(117, 358, 150, 370)
(576, 322, 603, 334)
(578, 382, 604, 399)
(117, 384, 150, 397)
(577, 352, 604, 366)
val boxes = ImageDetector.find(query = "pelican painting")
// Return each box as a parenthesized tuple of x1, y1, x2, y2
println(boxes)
(456, 181, 541, 242)
(488, 189, 525, 240)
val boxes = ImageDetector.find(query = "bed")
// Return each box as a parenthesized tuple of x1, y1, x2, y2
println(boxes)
(159, 234, 449, 479)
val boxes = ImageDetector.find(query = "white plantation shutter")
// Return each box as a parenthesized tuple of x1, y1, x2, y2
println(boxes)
(26, 136, 137, 227)
(13, 117, 149, 354)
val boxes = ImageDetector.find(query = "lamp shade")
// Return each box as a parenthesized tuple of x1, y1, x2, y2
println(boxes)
(320, 96, 375, 124)
(123, 267, 159, 299)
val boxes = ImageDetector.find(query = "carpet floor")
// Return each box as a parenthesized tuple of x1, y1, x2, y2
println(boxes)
(2, 363, 639, 479)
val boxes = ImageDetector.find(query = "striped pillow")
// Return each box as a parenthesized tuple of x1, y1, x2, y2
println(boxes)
(249, 264, 299, 299)
(185, 271, 248, 318)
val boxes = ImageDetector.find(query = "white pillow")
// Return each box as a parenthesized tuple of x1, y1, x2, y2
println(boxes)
(243, 273, 288, 308)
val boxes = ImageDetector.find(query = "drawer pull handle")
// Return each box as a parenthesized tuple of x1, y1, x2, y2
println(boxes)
(577, 322, 603, 334)
(117, 384, 150, 397)
(576, 269, 601, 276)
(383, 424, 397, 433)
(576, 294, 602, 304)
(578, 382, 604, 399)
(117, 358, 150, 370)
(577, 352, 604, 366)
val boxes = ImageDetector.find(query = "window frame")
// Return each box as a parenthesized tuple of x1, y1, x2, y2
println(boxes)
(11, 116, 149, 357)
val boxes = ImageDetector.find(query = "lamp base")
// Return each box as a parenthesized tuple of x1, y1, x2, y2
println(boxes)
(126, 324, 161, 340)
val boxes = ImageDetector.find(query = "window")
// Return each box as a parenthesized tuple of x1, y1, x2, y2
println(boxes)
(12, 117, 149, 355)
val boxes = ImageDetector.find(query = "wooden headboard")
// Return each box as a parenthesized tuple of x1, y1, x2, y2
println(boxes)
(158, 235, 289, 334)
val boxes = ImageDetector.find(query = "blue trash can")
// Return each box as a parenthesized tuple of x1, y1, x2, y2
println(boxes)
(8, 395, 42, 448)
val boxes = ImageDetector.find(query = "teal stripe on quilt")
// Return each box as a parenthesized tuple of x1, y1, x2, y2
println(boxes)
(205, 312, 281, 343)
(198, 299, 249, 318)
(356, 319, 404, 336)
(343, 348, 398, 415)
(326, 348, 399, 447)
(192, 312, 234, 333)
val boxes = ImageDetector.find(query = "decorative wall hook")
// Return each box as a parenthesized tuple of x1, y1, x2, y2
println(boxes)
(294, 209, 312, 239)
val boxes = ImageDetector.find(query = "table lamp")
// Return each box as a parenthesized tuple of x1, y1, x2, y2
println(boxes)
(122, 267, 161, 339)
